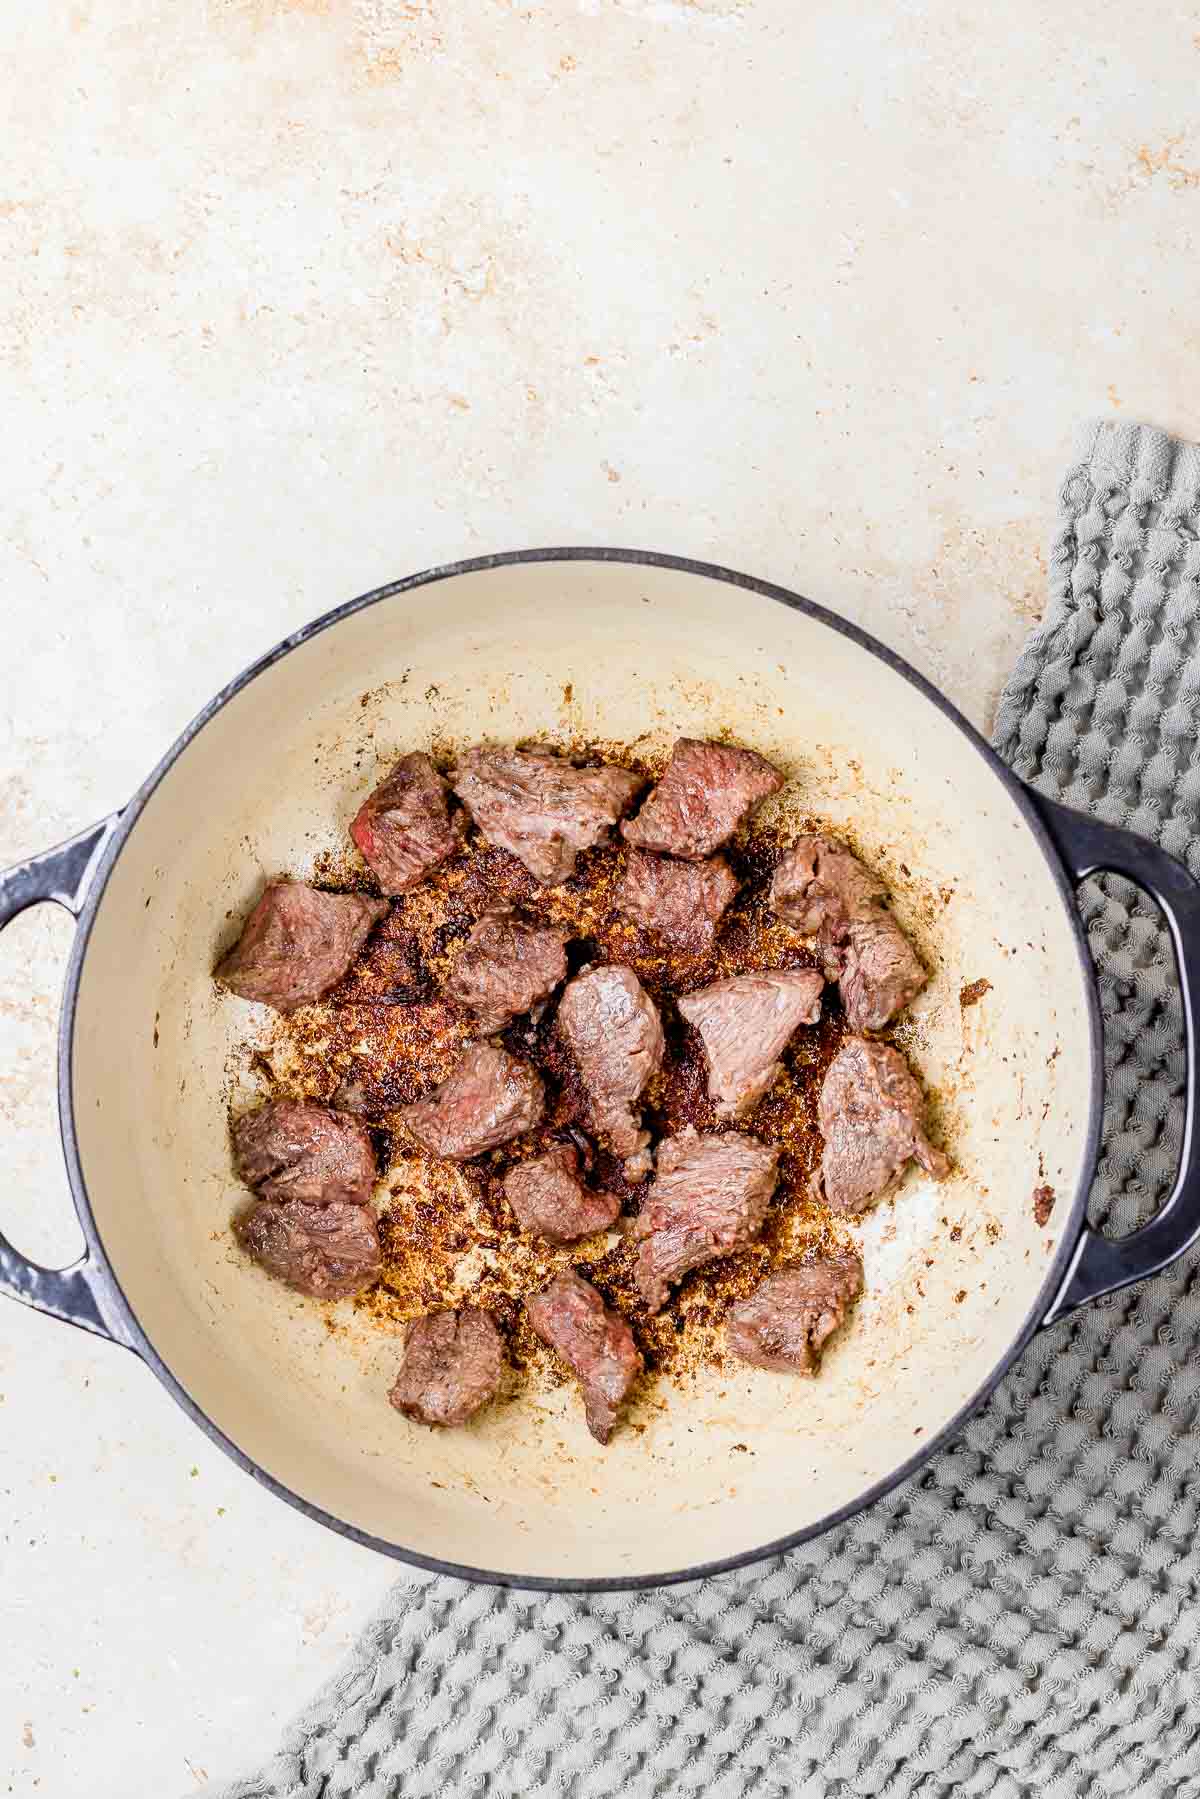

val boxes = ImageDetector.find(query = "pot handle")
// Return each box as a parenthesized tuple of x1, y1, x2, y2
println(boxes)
(1031, 791, 1200, 1322)
(0, 816, 134, 1346)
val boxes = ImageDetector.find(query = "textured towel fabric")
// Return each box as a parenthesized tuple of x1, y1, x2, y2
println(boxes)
(209, 421, 1200, 1799)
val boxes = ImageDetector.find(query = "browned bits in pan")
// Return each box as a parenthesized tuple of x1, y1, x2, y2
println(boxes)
(245, 766, 860, 1384)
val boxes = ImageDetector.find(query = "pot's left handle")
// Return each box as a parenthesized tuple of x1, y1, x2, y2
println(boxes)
(0, 817, 135, 1346)
(1031, 792, 1200, 1324)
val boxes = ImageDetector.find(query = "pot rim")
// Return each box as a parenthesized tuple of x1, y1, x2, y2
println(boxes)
(55, 547, 1103, 1592)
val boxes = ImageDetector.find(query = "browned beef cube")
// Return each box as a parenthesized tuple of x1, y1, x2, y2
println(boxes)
(389, 1307, 504, 1427)
(838, 916, 927, 1033)
(727, 1248, 863, 1375)
(769, 836, 885, 937)
(526, 1271, 642, 1444)
(770, 836, 926, 1030)
(556, 965, 664, 1162)
(443, 908, 569, 1033)
(503, 1144, 621, 1244)
(633, 1129, 779, 1312)
(398, 1042, 544, 1160)
(234, 1197, 381, 1299)
(614, 850, 739, 953)
(349, 752, 459, 894)
(231, 1100, 378, 1207)
(677, 968, 825, 1118)
(450, 746, 642, 884)
(215, 882, 388, 1014)
(817, 1036, 949, 1213)
(622, 738, 783, 860)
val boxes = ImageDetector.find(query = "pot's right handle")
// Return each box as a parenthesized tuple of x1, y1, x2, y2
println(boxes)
(0, 817, 134, 1346)
(1031, 791, 1200, 1323)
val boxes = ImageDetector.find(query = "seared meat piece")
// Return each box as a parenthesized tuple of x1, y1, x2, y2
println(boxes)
(349, 751, 458, 894)
(389, 1307, 504, 1427)
(231, 1100, 378, 1207)
(727, 1248, 863, 1375)
(770, 837, 885, 936)
(622, 738, 783, 860)
(235, 1197, 381, 1299)
(444, 908, 569, 1033)
(504, 1144, 621, 1244)
(450, 746, 642, 885)
(215, 881, 388, 1014)
(398, 1042, 544, 1160)
(817, 1036, 949, 1213)
(677, 969, 825, 1118)
(633, 1129, 779, 1312)
(557, 965, 664, 1161)
(770, 836, 926, 1030)
(838, 916, 928, 1033)
(526, 1271, 642, 1444)
(615, 849, 739, 954)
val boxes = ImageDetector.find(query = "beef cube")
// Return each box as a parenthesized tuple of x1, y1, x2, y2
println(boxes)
(398, 1041, 544, 1160)
(769, 836, 885, 937)
(231, 1100, 378, 1206)
(526, 1271, 642, 1444)
(450, 746, 642, 885)
(770, 836, 926, 1029)
(215, 881, 388, 1014)
(444, 907, 569, 1033)
(838, 915, 928, 1033)
(389, 1307, 504, 1427)
(349, 751, 458, 893)
(622, 738, 783, 860)
(817, 1036, 949, 1213)
(556, 965, 664, 1162)
(633, 1129, 779, 1312)
(677, 968, 825, 1118)
(235, 1196, 381, 1299)
(727, 1248, 863, 1375)
(503, 1144, 621, 1244)
(615, 849, 739, 953)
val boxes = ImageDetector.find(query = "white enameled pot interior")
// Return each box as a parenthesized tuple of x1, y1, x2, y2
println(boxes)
(69, 559, 1092, 1582)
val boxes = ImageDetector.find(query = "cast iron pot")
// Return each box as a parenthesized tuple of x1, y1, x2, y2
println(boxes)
(3, 550, 1199, 1590)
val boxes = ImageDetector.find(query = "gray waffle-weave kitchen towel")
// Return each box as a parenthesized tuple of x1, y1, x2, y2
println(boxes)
(208, 419, 1200, 1799)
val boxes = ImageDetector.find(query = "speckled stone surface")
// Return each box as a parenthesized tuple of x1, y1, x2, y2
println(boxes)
(3, 2, 1200, 1791)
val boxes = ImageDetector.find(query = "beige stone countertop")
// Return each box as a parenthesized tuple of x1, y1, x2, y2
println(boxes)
(3, 0, 1199, 1790)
